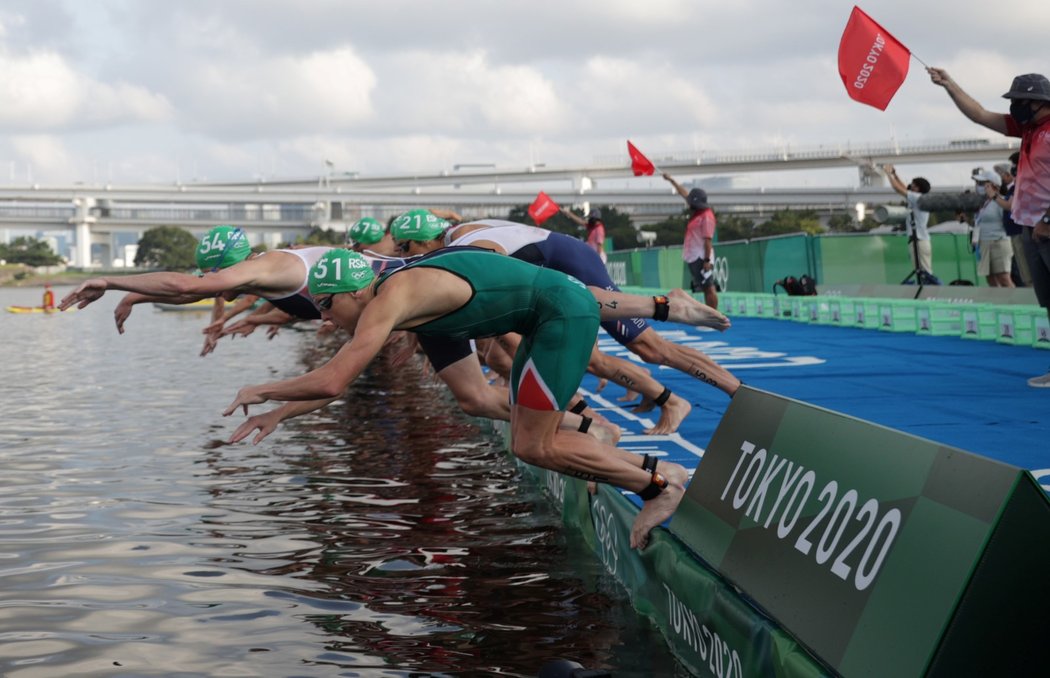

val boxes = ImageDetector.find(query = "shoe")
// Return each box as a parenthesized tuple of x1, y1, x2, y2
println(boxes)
(1027, 371, 1050, 388)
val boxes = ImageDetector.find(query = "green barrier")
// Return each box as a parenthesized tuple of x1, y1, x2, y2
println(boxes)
(753, 293, 777, 318)
(1034, 312, 1050, 349)
(788, 297, 810, 323)
(719, 240, 759, 293)
(827, 297, 855, 325)
(611, 233, 991, 298)
(813, 234, 892, 286)
(915, 301, 964, 337)
(809, 298, 833, 325)
(960, 304, 998, 340)
(671, 386, 1050, 677)
(995, 306, 1036, 345)
(877, 299, 919, 333)
(759, 235, 813, 295)
(853, 297, 881, 329)
(495, 426, 832, 678)
(722, 292, 746, 317)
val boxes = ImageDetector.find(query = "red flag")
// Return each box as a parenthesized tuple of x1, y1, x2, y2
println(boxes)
(528, 191, 560, 226)
(837, 6, 911, 111)
(627, 140, 656, 176)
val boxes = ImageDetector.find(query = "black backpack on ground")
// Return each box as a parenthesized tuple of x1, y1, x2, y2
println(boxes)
(773, 274, 817, 296)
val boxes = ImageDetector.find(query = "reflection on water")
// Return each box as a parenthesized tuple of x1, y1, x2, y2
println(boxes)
(0, 287, 683, 677)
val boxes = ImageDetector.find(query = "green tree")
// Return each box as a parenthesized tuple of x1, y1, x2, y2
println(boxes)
(713, 214, 756, 242)
(826, 212, 855, 233)
(135, 226, 198, 270)
(753, 209, 823, 237)
(0, 236, 62, 266)
(290, 226, 344, 247)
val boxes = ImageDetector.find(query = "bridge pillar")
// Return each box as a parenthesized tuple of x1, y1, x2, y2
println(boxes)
(69, 197, 97, 268)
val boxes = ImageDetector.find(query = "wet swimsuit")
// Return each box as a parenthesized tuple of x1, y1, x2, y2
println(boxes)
(262, 247, 410, 318)
(451, 221, 649, 344)
(376, 248, 599, 411)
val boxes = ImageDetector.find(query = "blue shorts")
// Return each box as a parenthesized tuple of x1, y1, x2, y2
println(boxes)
(511, 232, 649, 345)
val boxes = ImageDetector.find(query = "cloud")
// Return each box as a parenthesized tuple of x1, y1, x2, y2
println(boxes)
(377, 50, 568, 137)
(571, 56, 717, 135)
(0, 48, 171, 131)
(173, 46, 377, 139)
(11, 135, 75, 178)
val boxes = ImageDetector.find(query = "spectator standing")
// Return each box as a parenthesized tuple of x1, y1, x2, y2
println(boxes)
(561, 207, 608, 263)
(928, 68, 1050, 386)
(995, 157, 1030, 286)
(883, 164, 934, 281)
(662, 172, 719, 309)
(971, 168, 1015, 287)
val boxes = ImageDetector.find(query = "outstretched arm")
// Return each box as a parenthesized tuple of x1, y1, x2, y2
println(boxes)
(429, 207, 464, 223)
(662, 172, 689, 200)
(60, 257, 275, 311)
(560, 207, 586, 227)
(221, 305, 294, 337)
(223, 287, 408, 414)
(927, 67, 1008, 134)
(113, 291, 211, 333)
(882, 165, 909, 197)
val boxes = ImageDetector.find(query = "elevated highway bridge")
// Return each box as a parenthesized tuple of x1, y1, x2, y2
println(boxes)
(0, 137, 1017, 267)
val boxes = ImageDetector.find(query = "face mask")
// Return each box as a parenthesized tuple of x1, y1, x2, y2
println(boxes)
(1010, 100, 1037, 124)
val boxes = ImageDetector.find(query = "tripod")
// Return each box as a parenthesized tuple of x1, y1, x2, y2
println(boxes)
(900, 230, 937, 298)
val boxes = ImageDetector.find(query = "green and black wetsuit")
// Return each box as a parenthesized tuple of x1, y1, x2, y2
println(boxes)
(375, 248, 599, 410)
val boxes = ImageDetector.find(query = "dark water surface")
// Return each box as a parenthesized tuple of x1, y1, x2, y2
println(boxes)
(0, 286, 684, 677)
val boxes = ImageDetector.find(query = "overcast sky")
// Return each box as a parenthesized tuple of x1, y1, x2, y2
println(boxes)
(0, 0, 1045, 188)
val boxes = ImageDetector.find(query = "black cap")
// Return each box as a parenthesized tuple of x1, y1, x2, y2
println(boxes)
(687, 188, 709, 210)
(587, 207, 602, 221)
(1002, 73, 1050, 101)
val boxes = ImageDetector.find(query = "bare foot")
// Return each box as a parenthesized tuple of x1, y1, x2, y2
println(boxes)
(632, 396, 655, 414)
(644, 393, 692, 435)
(617, 389, 639, 402)
(630, 462, 689, 550)
(595, 378, 608, 393)
(666, 288, 731, 331)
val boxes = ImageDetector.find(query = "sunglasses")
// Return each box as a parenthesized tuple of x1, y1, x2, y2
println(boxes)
(316, 295, 335, 311)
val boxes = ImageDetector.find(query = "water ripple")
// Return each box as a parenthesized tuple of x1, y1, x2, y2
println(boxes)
(0, 289, 683, 677)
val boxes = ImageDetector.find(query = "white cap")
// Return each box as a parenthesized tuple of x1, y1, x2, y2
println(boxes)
(971, 168, 1000, 184)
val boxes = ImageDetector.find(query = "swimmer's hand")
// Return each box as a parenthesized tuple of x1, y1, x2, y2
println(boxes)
(200, 330, 221, 357)
(223, 386, 269, 416)
(229, 408, 281, 444)
(114, 298, 135, 334)
(60, 278, 108, 310)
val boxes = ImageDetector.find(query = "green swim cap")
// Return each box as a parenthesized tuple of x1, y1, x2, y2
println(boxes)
(389, 209, 450, 242)
(196, 226, 251, 270)
(348, 217, 386, 245)
(308, 249, 376, 295)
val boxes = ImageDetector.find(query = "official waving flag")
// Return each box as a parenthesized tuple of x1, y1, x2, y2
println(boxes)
(837, 6, 911, 111)
(627, 140, 656, 176)
(528, 191, 560, 226)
